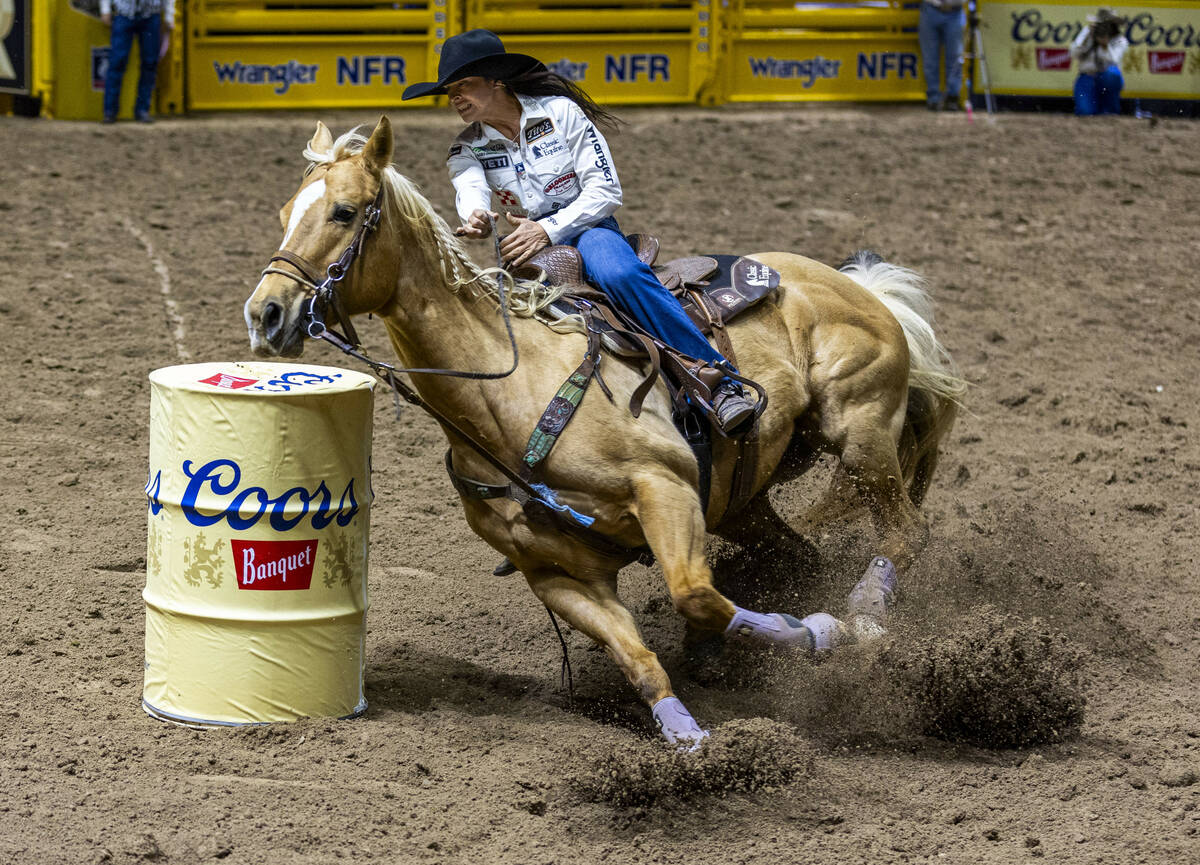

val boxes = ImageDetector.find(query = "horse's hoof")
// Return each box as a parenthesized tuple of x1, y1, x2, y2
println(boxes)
(797, 612, 850, 651)
(848, 556, 896, 640)
(652, 696, 709, 750)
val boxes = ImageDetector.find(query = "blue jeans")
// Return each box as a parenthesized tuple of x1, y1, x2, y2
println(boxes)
(104, 14, 162, 118)
(919, 4, 966, 104)
(568, 217, 727, 367)
(1074, 67, 1123, 115)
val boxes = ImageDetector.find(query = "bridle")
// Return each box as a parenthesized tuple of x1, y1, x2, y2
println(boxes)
(259, 184, 385, 354)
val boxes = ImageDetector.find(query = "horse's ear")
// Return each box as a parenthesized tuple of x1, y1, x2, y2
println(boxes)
(309, 121, 334, 154)
(362, 116, 393, 175)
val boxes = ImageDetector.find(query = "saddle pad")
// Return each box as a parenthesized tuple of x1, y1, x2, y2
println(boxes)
(692, 255, 781, 317)
(670, 254, 781, 335)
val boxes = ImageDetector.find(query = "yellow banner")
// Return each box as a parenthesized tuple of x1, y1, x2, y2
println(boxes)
(723, 34, 925, 102)
(978, 1, 1200, 98)
(187, 37, 438, 110)
(486, 34, 705, 104)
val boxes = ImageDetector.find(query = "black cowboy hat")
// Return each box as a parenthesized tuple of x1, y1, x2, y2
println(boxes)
(1087, 7, 1127, 26)
(402, 30, 545, 100)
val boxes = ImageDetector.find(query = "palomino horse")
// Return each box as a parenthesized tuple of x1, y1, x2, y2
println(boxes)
(245, 118, 966, 746)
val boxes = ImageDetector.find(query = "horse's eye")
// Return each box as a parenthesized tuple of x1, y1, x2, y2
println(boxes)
(332, 205, 356, 224)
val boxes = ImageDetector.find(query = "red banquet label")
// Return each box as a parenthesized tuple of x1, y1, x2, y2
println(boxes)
(1148, 51, 1185, 74)
(544, 172, 578, 196)
(199, 372, 259, 390)
(1036, 48, 1071, 71)
(230, 538, 318, 590)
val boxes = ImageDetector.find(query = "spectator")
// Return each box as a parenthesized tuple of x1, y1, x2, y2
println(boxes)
(100, 0, 175, 124)
(1071, 8, 1128, 116)
(919, 0, 967, 111)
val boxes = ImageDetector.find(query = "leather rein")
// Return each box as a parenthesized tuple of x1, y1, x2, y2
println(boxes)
(259, 186, 635, 562)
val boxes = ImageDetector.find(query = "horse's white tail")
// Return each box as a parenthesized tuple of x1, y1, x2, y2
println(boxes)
(838, 250, 967, 507)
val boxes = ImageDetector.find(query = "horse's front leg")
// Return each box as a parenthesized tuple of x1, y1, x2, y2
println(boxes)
(633, 473, 844, 652)
(524, 567, 706, 747)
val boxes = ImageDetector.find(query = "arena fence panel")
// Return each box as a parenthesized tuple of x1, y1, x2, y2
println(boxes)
(974, 0, 1200, 104)
(464, 0, 722, 104)
(185, 0, 456, 110)
(719, 0, 927, 102)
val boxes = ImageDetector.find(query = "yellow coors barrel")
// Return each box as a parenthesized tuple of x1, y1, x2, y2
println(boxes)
(143, 361, 375, 726)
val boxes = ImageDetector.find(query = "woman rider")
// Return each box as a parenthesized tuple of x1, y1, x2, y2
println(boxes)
(401, 29, 756, 435)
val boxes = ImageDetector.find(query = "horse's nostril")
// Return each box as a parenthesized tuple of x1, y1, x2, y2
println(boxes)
(262, 301, 283, 339)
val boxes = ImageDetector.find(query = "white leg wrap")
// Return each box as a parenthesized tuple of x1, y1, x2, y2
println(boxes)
(651, 696, 708, 750)
(725, 606, 816, 650)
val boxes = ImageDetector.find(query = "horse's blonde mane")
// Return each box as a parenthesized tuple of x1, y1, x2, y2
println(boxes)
(303, 127, 574, 327)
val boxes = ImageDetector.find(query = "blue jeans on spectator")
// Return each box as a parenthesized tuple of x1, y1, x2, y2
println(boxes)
(568, 217, 727, 367)
(919, 3, 966, 107)
(104, 14, 162, 119)
(1074, 66, 1123, 115)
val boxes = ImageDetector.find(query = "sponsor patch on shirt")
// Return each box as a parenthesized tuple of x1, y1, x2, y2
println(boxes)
(473, 141, 508, 154)
(524, 118, 554, 143)
(531, 139, 566, 160)
(448, 144, 463, 157)
(481, 155, 511, 170)
(543, 171, 578, 196)
(495, 189, 521, 206)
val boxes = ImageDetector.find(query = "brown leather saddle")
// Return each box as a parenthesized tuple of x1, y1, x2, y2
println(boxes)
(516, 234, 780, 370)
(510, 234, 781, 519)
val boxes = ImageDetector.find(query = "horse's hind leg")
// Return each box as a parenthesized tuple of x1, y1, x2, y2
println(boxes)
(835, 405, 929, 638)
(839, 415, 928, 571)
(523, 566, 706, 746)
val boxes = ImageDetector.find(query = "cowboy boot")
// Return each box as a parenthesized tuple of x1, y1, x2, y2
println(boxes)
(712, 380, 756, 435)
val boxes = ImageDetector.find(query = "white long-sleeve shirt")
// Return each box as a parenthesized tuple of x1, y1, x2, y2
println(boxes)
(1071, 26, 1127, 76)
(446, 94, 622, 245)
(99, 0, 175, 27)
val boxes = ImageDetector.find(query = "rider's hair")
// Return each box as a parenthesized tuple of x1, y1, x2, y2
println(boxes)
(496, 67, 623, 133)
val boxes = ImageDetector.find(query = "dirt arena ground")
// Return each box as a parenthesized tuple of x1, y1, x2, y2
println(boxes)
(1, 104, 1198, 864)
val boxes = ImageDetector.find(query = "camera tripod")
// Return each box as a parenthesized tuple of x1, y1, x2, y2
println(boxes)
(963, 1, 997, 115)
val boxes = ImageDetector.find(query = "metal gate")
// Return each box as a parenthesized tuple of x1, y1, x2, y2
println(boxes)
(464, 0, 722, 104)
(185, 0, 456, 110)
